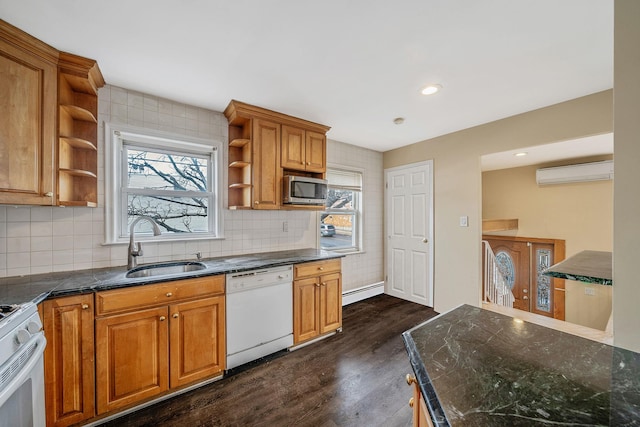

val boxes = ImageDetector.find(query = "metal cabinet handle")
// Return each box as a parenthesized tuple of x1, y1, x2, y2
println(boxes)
(409, 397, 415, 408)
(318, 267, 324, 271)
(45, 192, 53, 197)
(406, 374, 417, 386)
(166, 292, 173, 297)
(523, 296, 529, 300)
(81, 304, 89, 310)
(321, 282, 327, 286)
(159, 316, 166, 321)
(315, 283, 321, 287)
(172, 313, 179, 319)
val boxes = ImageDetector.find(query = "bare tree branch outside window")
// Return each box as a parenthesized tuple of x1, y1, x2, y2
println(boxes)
(126, 147, 211, 234)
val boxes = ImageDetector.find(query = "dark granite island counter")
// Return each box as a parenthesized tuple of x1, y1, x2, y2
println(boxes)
(402, 304, 640, 426)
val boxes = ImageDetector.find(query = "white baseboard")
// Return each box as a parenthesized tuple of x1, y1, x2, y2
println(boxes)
(342, 281, 384, 306)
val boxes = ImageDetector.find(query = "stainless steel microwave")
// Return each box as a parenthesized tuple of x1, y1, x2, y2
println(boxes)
(283, 175, 328, 205)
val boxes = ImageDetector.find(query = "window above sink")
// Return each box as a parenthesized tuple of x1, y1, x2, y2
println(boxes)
(104, 123, 223, 244)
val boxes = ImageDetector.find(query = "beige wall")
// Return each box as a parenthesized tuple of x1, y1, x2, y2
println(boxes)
(482, 160, 613, 329)
(383, 90, 613, 315)
(613, 0, 640, 351)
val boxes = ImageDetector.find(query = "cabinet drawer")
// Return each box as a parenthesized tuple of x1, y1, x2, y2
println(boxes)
(294, 259, 341, 279)
(96, 275, 225, 316)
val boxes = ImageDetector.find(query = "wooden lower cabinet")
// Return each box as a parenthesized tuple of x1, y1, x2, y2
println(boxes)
(94, 275, 226, 415)
(170, 296, 225, 387)
(407, 374, 434, 427)
(95, 306, 169, 414)
(42, 294, 95, 427)
(293, 259, 342, 344)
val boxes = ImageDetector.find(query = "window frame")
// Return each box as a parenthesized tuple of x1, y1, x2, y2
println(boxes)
(104, 123, 223, 244)
(320, 166, 364, 254)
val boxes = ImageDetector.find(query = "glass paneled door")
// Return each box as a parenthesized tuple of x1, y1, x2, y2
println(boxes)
(483, 236, 566, 319)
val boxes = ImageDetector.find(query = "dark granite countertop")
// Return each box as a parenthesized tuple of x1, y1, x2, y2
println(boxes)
(0, 249, 343, 306)
(403, 304, 640, 426)
(543, 250, 612, 285)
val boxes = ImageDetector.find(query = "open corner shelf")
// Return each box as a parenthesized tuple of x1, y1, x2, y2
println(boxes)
(57, 52, 104, 207)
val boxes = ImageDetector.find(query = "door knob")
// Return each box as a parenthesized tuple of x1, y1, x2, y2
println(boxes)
(422, 238, 428, 243)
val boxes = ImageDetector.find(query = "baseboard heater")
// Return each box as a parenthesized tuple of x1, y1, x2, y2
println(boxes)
(342, 282, 384, 306)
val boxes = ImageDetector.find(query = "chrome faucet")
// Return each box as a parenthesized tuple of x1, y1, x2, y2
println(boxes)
(127, 215, 162, 269)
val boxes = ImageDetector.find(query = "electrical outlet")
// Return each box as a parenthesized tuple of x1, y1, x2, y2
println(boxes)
(584, 287, 596, 296)
(459, 216, 469, 227)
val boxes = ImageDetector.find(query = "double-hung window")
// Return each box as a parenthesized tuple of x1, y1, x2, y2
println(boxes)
(320, 168, 363, 253)
(105, 124, 222, 243)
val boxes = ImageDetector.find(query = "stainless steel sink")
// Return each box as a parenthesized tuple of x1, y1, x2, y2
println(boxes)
(126, 261, 207, 278)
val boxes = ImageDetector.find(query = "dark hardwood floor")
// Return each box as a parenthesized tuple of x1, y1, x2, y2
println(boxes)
(97, 294, 437, 427)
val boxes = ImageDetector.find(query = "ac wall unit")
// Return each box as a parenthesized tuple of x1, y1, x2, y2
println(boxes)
(536, 160, 613, 185)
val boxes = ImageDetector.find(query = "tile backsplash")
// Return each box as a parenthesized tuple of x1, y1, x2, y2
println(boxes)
(0, 85, 384, 293)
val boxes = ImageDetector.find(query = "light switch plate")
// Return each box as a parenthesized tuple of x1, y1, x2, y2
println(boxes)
(459, 216, 469, 227)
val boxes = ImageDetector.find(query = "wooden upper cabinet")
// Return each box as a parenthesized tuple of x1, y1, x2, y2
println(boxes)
(305, 130, 326, 173)
(0, 21, 57, 205)
(252, 119, 281, 209)
(281, 125, 306, 170)
(0, 20, 104, 207)
(224, 100, 330, 210)
(281, 126, 327, 173)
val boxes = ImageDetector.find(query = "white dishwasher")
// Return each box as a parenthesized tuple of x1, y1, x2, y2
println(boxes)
(226, 265, 293, 370)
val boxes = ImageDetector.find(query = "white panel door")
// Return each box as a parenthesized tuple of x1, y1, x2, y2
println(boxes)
(385, 161, 433, 306)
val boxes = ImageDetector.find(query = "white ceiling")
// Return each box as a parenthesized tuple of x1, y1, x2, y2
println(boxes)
(0, 0, 613, 153)
(481, 133, 614, 172)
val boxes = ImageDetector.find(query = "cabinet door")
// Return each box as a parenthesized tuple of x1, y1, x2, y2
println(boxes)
(170, 296, 225, 387)
(0, 37, 56, 205)
(42, 295, 95, 427)
(320, 273, 342, 334)
(293, 277, 321, 344)
(305, 130, 326, 173)
(281, 125, 306, 170)
(95, 307, 169, 414)
(252, 119, 281, 209)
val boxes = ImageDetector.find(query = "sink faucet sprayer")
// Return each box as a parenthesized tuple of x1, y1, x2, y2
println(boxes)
(127, 215, 162, 269)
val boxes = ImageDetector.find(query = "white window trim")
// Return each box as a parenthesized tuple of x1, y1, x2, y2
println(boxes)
(104, 122, 224, 244)
(320, 165, 364, 254)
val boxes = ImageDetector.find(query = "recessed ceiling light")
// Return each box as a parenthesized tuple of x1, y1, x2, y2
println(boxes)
(421, 84, 442, 95)
(514, 152, 528, 157)
(393, 117, 405, 125)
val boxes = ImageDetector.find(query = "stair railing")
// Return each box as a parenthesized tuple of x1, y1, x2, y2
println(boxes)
(482, 240, 515, 308)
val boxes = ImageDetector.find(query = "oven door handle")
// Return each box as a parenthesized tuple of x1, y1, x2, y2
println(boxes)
(0, 332, 46, 408)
